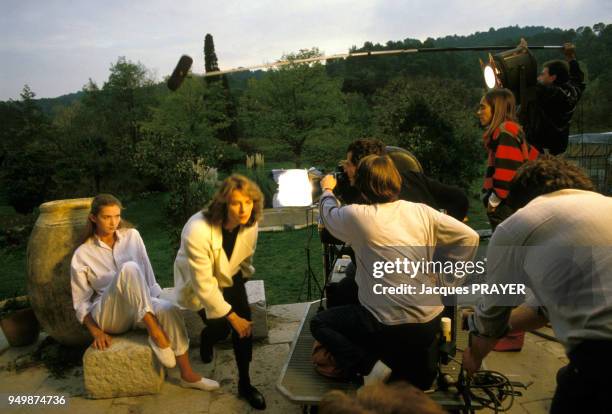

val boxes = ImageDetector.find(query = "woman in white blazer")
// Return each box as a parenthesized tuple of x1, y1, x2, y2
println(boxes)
(173, 174, 266, 410)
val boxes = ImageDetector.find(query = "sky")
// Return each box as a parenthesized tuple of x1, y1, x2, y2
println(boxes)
(1, 0, 610, 100)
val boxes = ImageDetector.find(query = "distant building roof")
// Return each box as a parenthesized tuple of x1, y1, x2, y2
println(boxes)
(569, 132, 612, 145)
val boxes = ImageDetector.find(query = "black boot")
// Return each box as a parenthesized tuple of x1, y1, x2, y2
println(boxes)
(238, 383, 266, 410)
(200, 329, 213, 363)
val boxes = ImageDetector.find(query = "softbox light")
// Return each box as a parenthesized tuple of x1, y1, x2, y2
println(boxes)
(273, 169, 313, 207)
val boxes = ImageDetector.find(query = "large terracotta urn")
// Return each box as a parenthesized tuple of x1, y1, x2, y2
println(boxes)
(26, 198, 93, 346)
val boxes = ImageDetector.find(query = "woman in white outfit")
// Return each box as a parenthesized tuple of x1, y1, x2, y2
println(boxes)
(70, 194, 218, 391)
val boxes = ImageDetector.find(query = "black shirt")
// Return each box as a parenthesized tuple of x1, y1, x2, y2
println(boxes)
(222, 226, 240, 261)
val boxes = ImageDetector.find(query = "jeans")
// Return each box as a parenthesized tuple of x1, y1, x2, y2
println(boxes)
(310, 304, 441, 389)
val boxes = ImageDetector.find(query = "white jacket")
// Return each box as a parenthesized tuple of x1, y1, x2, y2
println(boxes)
(173, 211, 258, 318)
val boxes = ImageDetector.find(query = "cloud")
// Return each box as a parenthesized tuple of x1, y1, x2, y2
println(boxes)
(1, 0, 610, 99)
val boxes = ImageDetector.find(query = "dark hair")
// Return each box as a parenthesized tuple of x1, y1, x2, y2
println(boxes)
(482, 88, 518, 140)
(83, 194, 132, 243)
(543, 60, 570, 84)
(347, 138, 386, 165)
(204, 174, 264, 227)
(506, 155, 595, 209)
(355, 155, 402, 204)
(320, 382, 447, 414)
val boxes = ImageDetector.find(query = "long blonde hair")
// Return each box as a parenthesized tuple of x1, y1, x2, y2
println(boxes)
(82, 194, 132, 243)
(483, 88, 518, 141)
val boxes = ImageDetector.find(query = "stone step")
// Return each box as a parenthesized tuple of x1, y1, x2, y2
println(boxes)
(83, 331, 164, 399)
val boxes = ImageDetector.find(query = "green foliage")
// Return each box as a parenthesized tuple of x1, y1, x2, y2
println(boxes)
(0, 296, 30, 318)
(164, 172, 217, 248)
(1, 23, 611, 217)
(204, 33, 220, 73)
(0, 86, 57, 213)
(239, 48, 351, 167)
(240, 167, 276, 209)
(135, 76, 225, 246)
(204, 34, 239, 145)
(373, 76, 484, 189)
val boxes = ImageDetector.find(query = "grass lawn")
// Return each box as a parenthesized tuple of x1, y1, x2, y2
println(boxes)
(1, 190, 487, 303)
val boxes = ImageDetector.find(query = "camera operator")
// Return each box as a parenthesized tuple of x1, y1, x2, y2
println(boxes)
(463, 156, 612, 414)
(519, 39, 586, 155)
(325, 138, 470, 307)
(312, 155, 478, 389)
(337, 139, 469, 221)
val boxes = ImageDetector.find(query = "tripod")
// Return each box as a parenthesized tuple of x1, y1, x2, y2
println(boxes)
(298, 206, 324, 302)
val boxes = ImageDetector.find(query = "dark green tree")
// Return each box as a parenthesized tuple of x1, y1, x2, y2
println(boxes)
(373, 76, 483, 189)
(0, 85, 57, 213)
(204, 33, 220, 74)
(239, 48, 351, 167)
(51, 80, 116, 195)
(203, 33, 239, 146)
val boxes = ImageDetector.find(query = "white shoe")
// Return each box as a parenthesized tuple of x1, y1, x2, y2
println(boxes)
(180, 377, 220, 391)
(363, 360, 392, 386)
(148, 336, 176, 368)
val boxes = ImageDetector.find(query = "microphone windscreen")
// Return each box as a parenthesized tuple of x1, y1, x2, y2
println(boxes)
(167, 55, 193, 91)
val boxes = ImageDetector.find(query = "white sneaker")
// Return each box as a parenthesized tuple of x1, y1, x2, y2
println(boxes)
(180, 377, 220, 391)
(363, 360, 392, 386)
(148, 336, 176, 368)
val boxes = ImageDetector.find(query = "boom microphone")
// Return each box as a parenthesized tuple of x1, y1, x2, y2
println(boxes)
(167, 55, 193, 91)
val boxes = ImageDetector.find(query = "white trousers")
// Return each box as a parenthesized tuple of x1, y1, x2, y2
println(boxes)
(91, 261, 189, 356)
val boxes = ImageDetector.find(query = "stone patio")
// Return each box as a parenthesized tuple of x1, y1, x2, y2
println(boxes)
(0, 302, 566, 413)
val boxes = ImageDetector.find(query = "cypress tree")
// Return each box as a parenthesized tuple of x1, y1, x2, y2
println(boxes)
(203, 33, 238, 144)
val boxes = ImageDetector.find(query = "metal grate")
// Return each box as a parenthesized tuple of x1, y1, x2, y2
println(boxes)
(277, 301, 479, 410)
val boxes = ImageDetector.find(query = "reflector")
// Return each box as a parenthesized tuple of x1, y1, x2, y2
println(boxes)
(276, 169, 312, 207)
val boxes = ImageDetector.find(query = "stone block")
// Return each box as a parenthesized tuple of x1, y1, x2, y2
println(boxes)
(83, 331, 164, 399)
(246, 279, 268, 339)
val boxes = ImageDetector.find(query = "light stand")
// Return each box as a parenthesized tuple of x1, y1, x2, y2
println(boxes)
(297, 205, 324, 302)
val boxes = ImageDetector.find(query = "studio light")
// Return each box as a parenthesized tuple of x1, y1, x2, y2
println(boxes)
(482, 46, 537, 102)
(274, 169, 313, 207)
(483, 65, 497, 89)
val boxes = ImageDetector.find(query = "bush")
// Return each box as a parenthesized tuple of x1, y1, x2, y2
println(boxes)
(165, 163, 218, 249)
(373, 76, 484, 189)
(241, 167, 276, 209)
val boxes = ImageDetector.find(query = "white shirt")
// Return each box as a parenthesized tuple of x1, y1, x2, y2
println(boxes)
(471, 189, 612, 351)
(320, 191, 479, 325)
(70, 228, 162, 324)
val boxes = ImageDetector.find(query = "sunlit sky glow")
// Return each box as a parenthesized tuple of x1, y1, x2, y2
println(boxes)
(1, 0, 610, 100)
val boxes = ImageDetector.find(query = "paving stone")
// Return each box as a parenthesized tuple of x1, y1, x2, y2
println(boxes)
(12, 396, 113, 414)
(0, 366, 49, 393)
(268, 303, 309, 323)
(267, 320, 300, 345)
(83, 331, 164, 399)
(520, 398, 553, 414)
(483, 332, 564, 414)
(33, 366, 84, 397)
(0, 303, 574, 414)
(109, 381, 214, 414)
